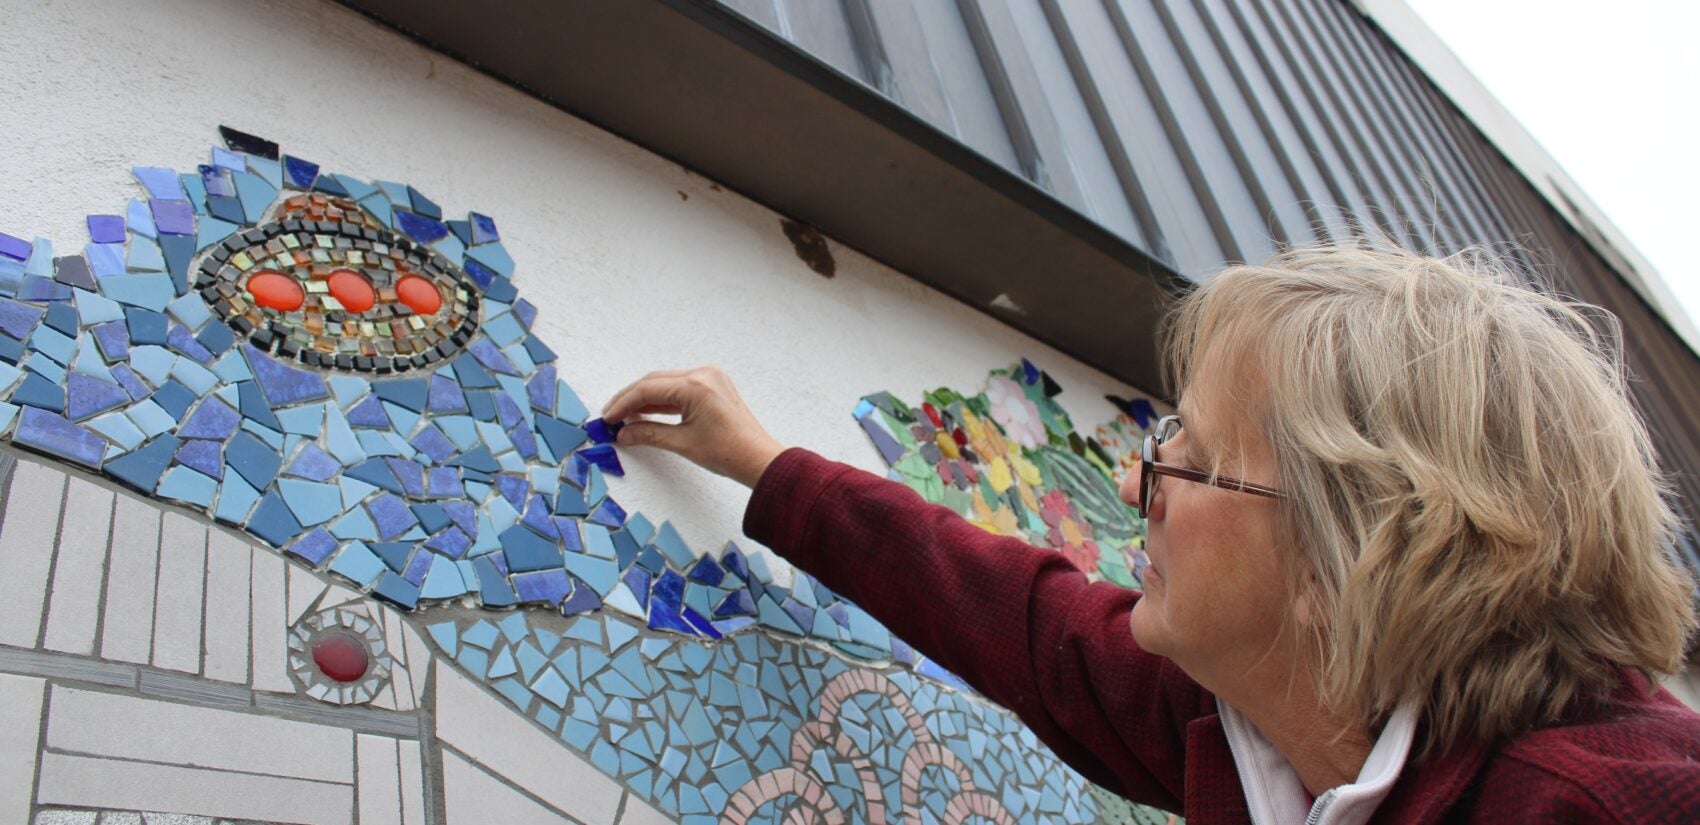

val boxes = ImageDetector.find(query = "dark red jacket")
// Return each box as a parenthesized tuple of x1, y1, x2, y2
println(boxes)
(745, 448, 1700, 824)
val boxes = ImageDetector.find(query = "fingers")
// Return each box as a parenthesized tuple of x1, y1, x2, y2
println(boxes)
(600, 369, 691, 418)
(602, 374, 696, 424)
(615, 420, 682, 452)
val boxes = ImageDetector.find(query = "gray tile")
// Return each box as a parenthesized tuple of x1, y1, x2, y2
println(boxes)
(32, 811, 98, 825)
(434, 661, 622, 823)
(100, 495, 162, 664)
(34, 752, 352, 825)
(151, 512, 206, 674)
(249, 548, 293, 694)
(355, 734, 401, 825)
(396, 739, 426, 825)
(43, 476, 114, 655)
(0, 646, 136, 688)
(137, 669, 251, 709)
(440, 751, 571, 825)
(202, 530, 251, 684)
(0, 460, 67, 647)
(0, 673, 45, 822)
(46, 685, 353, 783)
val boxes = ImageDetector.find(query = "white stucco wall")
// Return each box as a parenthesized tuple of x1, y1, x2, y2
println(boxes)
(0, 0, 1137, 581)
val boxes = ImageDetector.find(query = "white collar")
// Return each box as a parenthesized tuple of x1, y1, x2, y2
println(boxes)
(1217, 698, 1418, 825)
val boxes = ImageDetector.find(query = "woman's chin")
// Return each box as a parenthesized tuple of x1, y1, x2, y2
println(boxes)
(1129, 599, 1167, 655)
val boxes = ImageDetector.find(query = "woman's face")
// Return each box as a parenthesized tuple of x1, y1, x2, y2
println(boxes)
(1119, 387, 1295, 690)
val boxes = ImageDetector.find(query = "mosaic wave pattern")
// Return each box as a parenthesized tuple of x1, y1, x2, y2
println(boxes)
(0, 126, 1177, 824)
(855, 363, 1157, 586)
(424, 609, 1165, 825)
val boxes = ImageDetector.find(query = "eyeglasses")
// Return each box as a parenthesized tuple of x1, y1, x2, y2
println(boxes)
(1134, 415, 1286, 518)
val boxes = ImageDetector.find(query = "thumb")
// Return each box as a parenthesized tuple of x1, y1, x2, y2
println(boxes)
(616, 420, 687, 455)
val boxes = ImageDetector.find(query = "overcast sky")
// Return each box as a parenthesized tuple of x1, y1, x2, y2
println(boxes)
(1402, 0, 1700, 333)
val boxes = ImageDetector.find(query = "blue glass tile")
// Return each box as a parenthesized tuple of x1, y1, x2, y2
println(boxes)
(282, 155, 319, 189)
(514, 569, 571, 605)
(328, 540, 385, 587)
(148, 200, 194, 236)
(243, 345, 328, 406)
(64, 373, 127, 420)
(686, 556, 726, 587)
(367, 493, 417, 540)
(172, 439, 223, 479)
(583, 417, 621, 445)
(424, 526, 471, 559)
(579, 444, 624, 477)
(0, 234, 31, 263)
(247, 491, 305, 546)
(84, 215, 126, 245)
(156, 465, 217, 507)
(178, 397, 240, 439)
(393, 209, 447, 244)
(284, 442, 341, 481)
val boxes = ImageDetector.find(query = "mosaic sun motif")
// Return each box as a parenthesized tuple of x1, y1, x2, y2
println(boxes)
(0, 125, 1171, 824)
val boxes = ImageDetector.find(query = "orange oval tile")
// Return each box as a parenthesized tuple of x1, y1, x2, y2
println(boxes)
(328, 269, 375, 313)
(246, 270, 304, 311)
(395, 275, 442, 315)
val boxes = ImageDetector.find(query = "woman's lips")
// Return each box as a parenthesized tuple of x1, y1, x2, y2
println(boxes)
(1144, 564, 1162, 586)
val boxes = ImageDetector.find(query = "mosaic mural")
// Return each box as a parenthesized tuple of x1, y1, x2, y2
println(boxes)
(0, 126, 1173, 824)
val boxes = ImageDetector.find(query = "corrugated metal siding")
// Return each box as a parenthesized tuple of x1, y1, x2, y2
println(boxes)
(720, 0, 1700, 559)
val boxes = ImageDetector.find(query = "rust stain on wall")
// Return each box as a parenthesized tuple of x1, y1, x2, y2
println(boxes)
(781, 219, 836, 279)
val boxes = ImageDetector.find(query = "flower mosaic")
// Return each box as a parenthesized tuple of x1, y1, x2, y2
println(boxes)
(0, 125, 1175, 824)
(854, 361, 1159, 587)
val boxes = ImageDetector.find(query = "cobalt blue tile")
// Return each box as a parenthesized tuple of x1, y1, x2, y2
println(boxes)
(149, 381, 194, 419)
(589, 497, 627, 528)
(405, 185, 441, 220)
(687, 557, 726, 587)
(482, 276, 517, 304)
(473, 555, 518, 607)
(285, 442, 341, 481)
(372, 571, 421, 610)
(561, 580, 602, 615)
(12, 373, 66, 412)
(65, 373, 128, 420)
(225, 429, 283, 488)
(467, 339, 517, 376)
(500, 524, 561, 573)
(462, 259, 496, 290)
(52, 256, 95, 291)
(427, 374, 467, 413)
(15, 407, 104, 467)
(370, 541, 414, 574)
(367, 493, 418, 540)
(282, 155, 319, 189)
(346, 458, 403, 493)
(411, 502, 450, 533)
(150, 200, 194, 235)
(179, 397, 240, 439)
(173, 438, 223, 479)
(409, 426, 455, 464)
(402, 549, 433, 585)
(579, 444, 625, 477)
(87, 215, 126, 244)
(236, 380, 282, 430)
(514, 569, 571, 606)
(393, 209, 448, 244)
(584, 417, 621, 445)
(468, 212, 500, 244)
(373, 377, 428, 412)
(244, 345, 328, 406)
(124, 307, 168, 345)
(248, 490, 305, 546)
(522, 335, 556, 364)
(346, 394, 390, 428)
(713, 589, 756, 618)
(200, 165, 236, 199)
(105, 434, 180, 492)
(195, 321, 234, 356)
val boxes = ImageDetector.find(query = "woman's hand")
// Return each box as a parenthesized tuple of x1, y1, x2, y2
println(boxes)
(600, 367, 786, 488)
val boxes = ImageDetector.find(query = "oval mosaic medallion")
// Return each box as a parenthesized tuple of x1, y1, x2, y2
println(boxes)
(193, 194, 481, 373)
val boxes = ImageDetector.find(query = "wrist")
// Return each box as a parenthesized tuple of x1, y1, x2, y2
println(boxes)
(734, 438, 786, 488)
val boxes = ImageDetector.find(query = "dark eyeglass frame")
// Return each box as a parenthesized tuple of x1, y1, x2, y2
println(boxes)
(1136, 415, 1286, 518)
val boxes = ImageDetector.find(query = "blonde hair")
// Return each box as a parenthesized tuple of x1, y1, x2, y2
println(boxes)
(1166, 245, 1697, 758)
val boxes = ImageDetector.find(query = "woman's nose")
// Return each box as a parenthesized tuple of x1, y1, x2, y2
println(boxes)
(1119, 463, 1141, 508)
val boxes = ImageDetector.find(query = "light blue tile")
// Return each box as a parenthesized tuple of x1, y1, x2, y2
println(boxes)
(171, 358, 218, 395)
(455, 647, 489, 680)
(555, 380, 588, 425)
(128, 345, 175, 387)
(654, 521, 696, 568)
(329, 507, 380, 540)
(247, 156, 283, 189)
(127, 198, 157, 238)
(74, 289, 124, 325)
(584, 465, 606, 507)
(603, 583, 644, 618)
(242, 419, 283, 448)
(277, 478, 343, 526)
(232, 171, 276, 223)
(562, 618, 602, 646)
(502, 343, 535, 376)
(515, 642, 549, 683)
(126, 238, 165, 272)
(462, 621, 499, 650)
(382, 401, 419, 437)
(528, 466, 559, 496)
(582, 524, 615, 559)
(211, 351, 252, 383)
(157, 466, 217, 507)
(85, 242, 124, 277)
(0, 363, 21, 393)
(167, 293, 212, 330)
(88, 411, 145, 450)
(214, 469, 261, 524)
(487, 647, 518, 679)
(483, 313, 524, 347)
(24, 356, 66, 384)
(467, 242, 514, 278)
(563, 552, 618, 596)
(498, 612, 529, 643)
(328, 540, 385, 587)
(437, 415, 479, 450)
(329, 376, 367, 409)
(276, 404, 323, 437)
(426, 622, 459, 657)
(355, 430, 402, 457)
(101, 273, 174, 311)
(323, 404, 364, 464)
(339, 477, 377, 510)
(126, 400, 176, 437)
(195, 217, 240, 252)
(420, 557, 469, 599)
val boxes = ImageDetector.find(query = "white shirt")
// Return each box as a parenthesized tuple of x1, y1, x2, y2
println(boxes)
(1218, 699, 1419, 825)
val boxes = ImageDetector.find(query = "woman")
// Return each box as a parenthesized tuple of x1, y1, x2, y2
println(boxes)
(602, 246, 1700, 823)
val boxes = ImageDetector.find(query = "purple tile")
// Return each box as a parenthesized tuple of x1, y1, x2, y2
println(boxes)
(367, 493, 417, 541)
(0, 299, 43, 340)
(173, 439, 224, 479)
(166, 323, 213, 364)
(287, 528, 339, 565)
(512, 299, 537, 330)
(86, 215, 126, 244)
(346, 394, 390, 428)
(560, 579, 602, 615)
(426, 373, 466, 413)
(15, 407, 105, 467)
(525, 365, 555, 412)
(179, 398, 241, 440)
(507, 422, 538, 461)
(427, 466, 460, 498)
(285, 442, 342, 482)
(493, 474, 528, 510)
(424, 526, 471, 559)
(53, 256, 95, 291)
(243, 345, 328, 406)
(92, 320, 130, 361)
(110, 362, 148, 400)
(513, 569, 571, 606)
(384, 457, 425, 498)
(0, 232, 30, 262)
(408, 426, 455, 464)
(149, 200, 195, 236)
(521, 494, 559, 539)
(66, 372, 130, 421)
(442, 499, 477, 537)
(467, 338, 517, 376)
(492, 391, 523, 431)
(402, 548, 434, 586)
